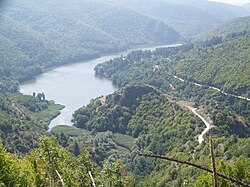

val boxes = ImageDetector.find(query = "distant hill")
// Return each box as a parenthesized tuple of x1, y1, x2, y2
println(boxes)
(115, 0, 250, 38)
(3, 0, 180, 48)
(95, 16, 250, 96)
(172, 16, 250, 96)
(0, 0, 180, 82)
(198, 16, 250, 39)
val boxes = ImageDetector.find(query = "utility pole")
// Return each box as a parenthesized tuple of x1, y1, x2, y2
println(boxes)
(210, 139, 218, 187)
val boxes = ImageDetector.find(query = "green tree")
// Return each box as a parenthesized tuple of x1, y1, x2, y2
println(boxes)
(73, 141, 80, 156)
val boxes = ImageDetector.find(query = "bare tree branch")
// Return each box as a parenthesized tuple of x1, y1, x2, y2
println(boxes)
(138, 153, 250, 187)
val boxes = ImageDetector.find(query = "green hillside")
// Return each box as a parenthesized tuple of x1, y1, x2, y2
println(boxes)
(95, 17, 250, 137)
(73, 84, 201, 142)
(115, 0, 250, 38)
(173, 16, 250, 96)
(0, 14, 99, 82)
(0, 0, 180, 152)
(0, 93, 64, 153)
(198, 16, 250, 39)
(0, 0, 180, 83)
(69, 84, 250, 186)
(96, 16, 250, 97)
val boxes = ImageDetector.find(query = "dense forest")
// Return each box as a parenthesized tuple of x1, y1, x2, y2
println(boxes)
(115, 0, 250, 38)
(0, 0, 180, 83)
(95, 16, 250, 96)
(0, 0, 180, 155)
(0, 92, 64, 153)
(68, 83, 249, 186)
(0, 0, 250, 186)
(95, 17, 250, 125)
(92, 16, 250, 185)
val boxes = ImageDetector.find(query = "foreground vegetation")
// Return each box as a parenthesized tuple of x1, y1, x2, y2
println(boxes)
(0, 136, 134, 187)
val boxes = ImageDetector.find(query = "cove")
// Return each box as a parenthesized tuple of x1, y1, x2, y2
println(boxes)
(20, 44, 179, 130)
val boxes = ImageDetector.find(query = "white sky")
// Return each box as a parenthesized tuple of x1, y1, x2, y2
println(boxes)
(209, 0, 250, 5)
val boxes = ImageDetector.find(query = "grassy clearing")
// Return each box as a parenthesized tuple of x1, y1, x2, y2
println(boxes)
(51, 125, 91, 137)
(36, 101, 64, 128)
(113, 133, 136, 150)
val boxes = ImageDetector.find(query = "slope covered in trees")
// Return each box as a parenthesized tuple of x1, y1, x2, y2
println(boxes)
(95, 51, 250, 136)
(92, 17, 250, 185)
(0, 0, 180, 155)
(69, 84, 250, 186)
(95, 17, 250, 127)
(73, 84, 202, 144)
(173, 16, 250, 96)
(71, 84, 201, 179)
(115, 0, 250, 38)
(0, 0, 180, 83)
(199, 16, 250, 39)
(0, 93, 63, 154)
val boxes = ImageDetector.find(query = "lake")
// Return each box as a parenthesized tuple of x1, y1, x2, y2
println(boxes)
(20, 44, 179, 130)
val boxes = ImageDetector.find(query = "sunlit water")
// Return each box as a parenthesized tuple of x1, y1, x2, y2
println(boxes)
(20, 44, 180, 130)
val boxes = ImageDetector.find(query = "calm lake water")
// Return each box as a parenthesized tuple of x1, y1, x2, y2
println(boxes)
(20, 44, 179, 130)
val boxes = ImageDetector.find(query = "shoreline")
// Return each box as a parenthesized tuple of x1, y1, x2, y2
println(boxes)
(20, 43, 181, 130)
(20, 42, 181, 86)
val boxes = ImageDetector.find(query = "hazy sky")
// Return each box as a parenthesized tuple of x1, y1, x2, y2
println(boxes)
(209, 0, 250, 5)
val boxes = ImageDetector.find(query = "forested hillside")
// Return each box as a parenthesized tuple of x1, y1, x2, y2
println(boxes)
(95, 16, 250, 98)
(92, 17, 250, 185)
(116, 0, 250, 38)
(173, 16, 250, 96)
(95, 18, 250, 138)
(71, 84, 204, 183)
(0, 0, 179, 155)
(0, 0, 180, 83)
(66, 83, 250, 186)
(200, 16, 250, 39)
(0, 93, 63, 154)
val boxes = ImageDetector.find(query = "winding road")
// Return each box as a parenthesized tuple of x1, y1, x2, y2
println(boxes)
(173, 75, 250, 102)
(177, 101, 215, 144)
(172, 74, 250, 144)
